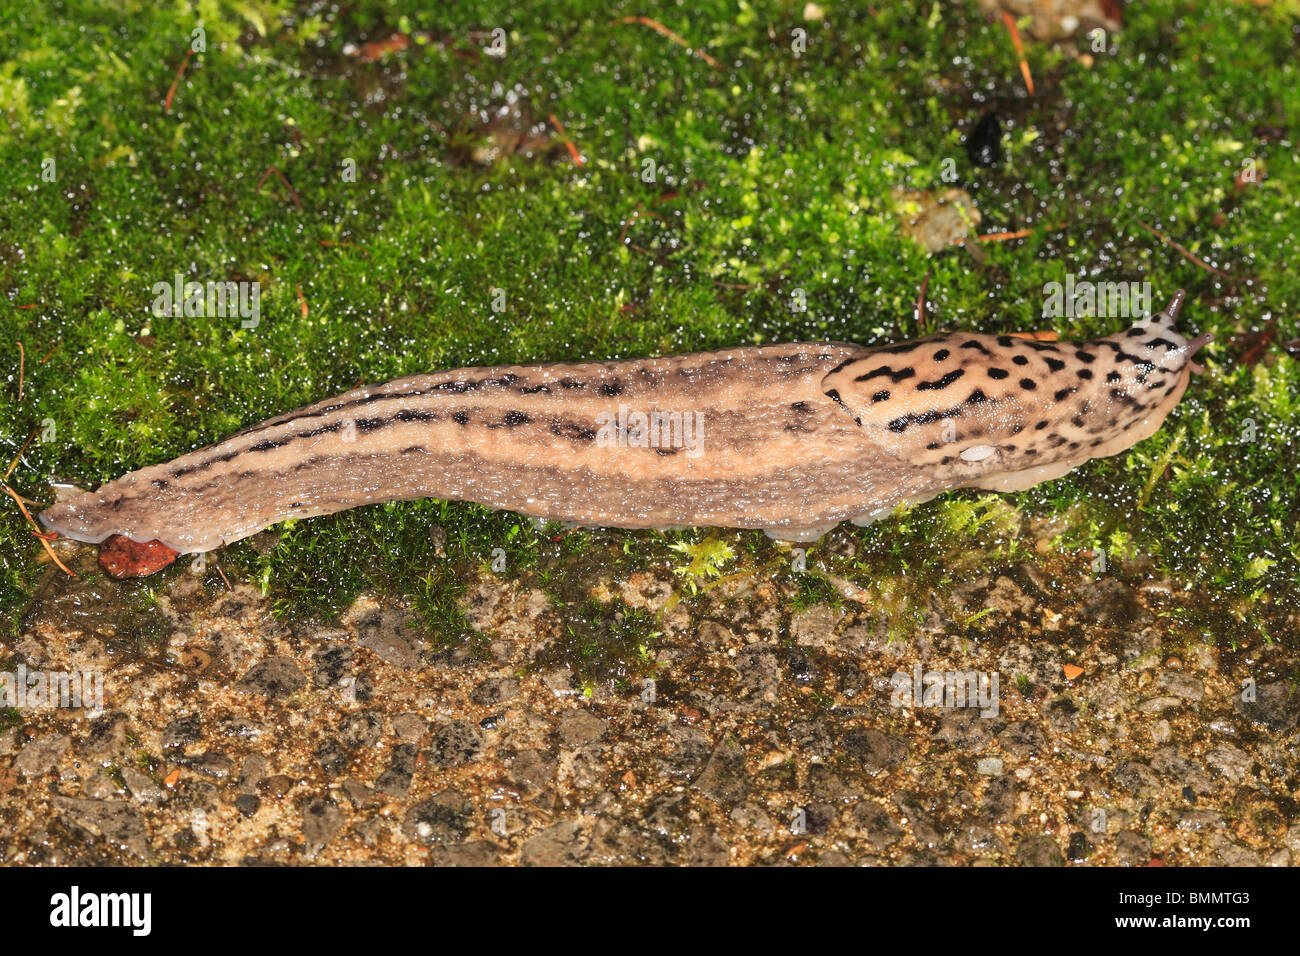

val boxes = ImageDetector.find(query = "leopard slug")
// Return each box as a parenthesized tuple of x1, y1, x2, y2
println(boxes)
(40, 291, 1210, 564)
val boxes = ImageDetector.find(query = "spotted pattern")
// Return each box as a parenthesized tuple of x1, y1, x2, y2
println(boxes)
(819, 296, 1201, 481)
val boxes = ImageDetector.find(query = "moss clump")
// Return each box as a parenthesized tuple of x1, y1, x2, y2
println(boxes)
(1, 1, 1296, 652)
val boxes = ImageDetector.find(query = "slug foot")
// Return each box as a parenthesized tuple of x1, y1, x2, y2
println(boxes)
(850, 506, 896, 527)
(762, 523, 839, 543)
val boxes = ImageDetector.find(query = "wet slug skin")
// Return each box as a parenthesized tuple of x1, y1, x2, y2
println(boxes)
(40, 291, 1210, 556)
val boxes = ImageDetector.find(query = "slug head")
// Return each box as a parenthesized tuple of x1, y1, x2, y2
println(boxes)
(822, 290, 1211, 489)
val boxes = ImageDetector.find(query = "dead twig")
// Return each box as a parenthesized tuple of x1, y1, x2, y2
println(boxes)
(164, 49, 194, 113)
(257, 165, 303, 210)
(547, 113, 586, 166)
(617, 204, 666, 246)
(1134, 219, 1241, 281)
(1008, 330, 1060, 342)
(1000, 11, 1035, 95)
(3, 428, 39, 482)
(978, 226, 1036, 242)
(964, 220, 1066, 244)
(2, 484, 76, 577)
(614, 16, 720, 70)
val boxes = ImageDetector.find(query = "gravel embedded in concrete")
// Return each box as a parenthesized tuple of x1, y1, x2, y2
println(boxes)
(3, 555, 1297, 866)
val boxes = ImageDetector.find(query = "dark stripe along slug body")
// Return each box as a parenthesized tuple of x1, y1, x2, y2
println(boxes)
(40, 291, 1210, 560)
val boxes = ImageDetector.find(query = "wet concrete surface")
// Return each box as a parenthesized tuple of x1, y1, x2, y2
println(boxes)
(3, 542, 1297, 866)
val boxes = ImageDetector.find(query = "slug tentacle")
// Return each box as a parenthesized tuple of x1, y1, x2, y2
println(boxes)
(1151, 287, 1186, 330)
(39, 292, 1208, 562)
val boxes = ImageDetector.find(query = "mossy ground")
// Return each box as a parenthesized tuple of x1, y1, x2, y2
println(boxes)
(2, 1, 1297, 656)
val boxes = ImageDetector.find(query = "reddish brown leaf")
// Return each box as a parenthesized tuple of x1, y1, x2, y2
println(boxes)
(98, 534, 180, 578)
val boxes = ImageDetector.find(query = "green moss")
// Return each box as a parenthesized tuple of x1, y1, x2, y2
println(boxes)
(0, 706, 20, 733)
(2, 0, 1296, 651)
(532, 597, 661, 689)
(668, 536, 736, 594)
